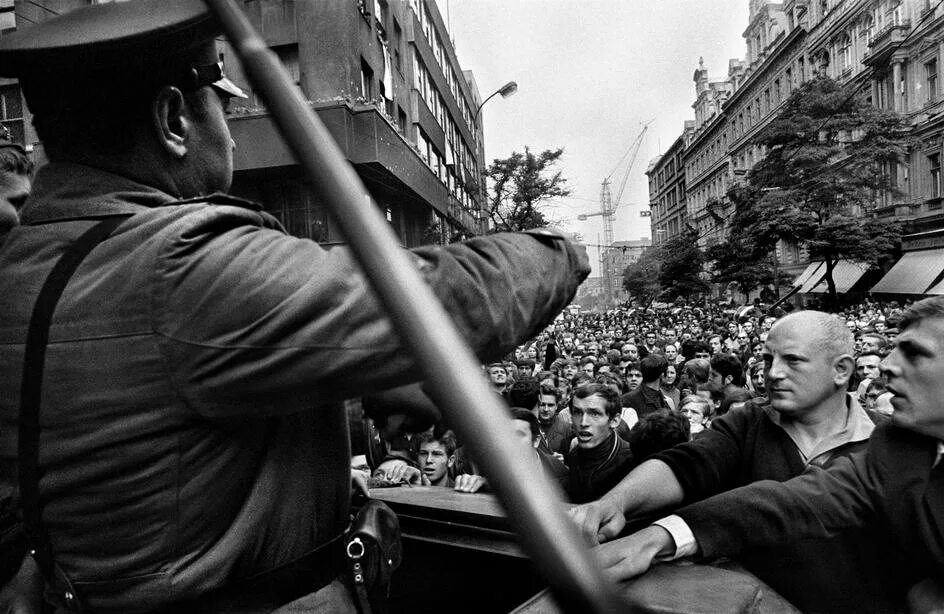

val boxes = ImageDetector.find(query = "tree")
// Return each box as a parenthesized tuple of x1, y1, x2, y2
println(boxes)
(621, 247, 661, 307)
(658, 227, 710, 301)
(484, 147, 570, 233)
(714, 77, 909, 307)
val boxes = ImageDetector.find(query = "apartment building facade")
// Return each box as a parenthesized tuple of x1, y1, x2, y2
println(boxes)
(650, 0, 944, 297)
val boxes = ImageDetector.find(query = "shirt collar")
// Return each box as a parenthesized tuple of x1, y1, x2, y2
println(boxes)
(765, 393, 874, 466)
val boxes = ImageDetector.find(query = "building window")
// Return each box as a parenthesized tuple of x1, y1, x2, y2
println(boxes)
(360, 58, 374, 100)
(930, 154, 941, 198)
(837, 35, 851, 72)
(0, 84, 23, 145)
(927, 59, 938, 102)
(274, 44, 300, 85)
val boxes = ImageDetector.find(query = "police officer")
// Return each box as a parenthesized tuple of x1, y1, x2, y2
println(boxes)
(0, 2, 589, 611)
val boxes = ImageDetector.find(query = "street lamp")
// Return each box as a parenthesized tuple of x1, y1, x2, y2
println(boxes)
(472, 81, 518, 233)
(473, 80, 518, 124)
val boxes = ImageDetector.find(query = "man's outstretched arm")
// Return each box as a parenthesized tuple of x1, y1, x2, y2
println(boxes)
(568, 459, 684, 544)
(592, 451, 876, 582)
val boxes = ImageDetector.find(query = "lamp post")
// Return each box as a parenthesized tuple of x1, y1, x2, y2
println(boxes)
(473, 81, 517, 234)
(473, 80, 518, 124)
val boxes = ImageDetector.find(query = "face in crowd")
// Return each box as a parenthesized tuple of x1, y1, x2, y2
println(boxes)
(571, 393, 618, 450)
(488, 365, 507, 387)
(762, 313, 852, 419)
(882, 314, 944, 439)
(537, 393, 558, 425)
(856, 354, 881, 381)
(625, 368, 643, 391)
(419, 440, 453, 485)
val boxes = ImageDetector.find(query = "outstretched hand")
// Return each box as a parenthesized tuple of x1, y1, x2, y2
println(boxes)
(594, 525, 675, 583)
(567, 497, 626, 545)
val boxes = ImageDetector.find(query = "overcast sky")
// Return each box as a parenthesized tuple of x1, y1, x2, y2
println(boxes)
(435, 1, 749, 272)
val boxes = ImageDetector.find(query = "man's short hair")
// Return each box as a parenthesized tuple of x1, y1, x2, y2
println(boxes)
(639, 354, 668, 383)
(538, 384, 560, 401)
(628, 410, 689, 462)
(572, 383, 621, 419)
(859, 333, 888, 351)
(856, 351, 882, 363)
(899, 296, 944, 331)
(709, 353, 744, 386)
(510, 408, 540, 440)
(696, 381, 725, 405)
(487, 362, 506, 371)
(416, 429, 457, 457)
(515, 358, 536, 370)
(593, 372, 624, 395)
(507, 378, 541, 410)
(571, 373, 595, 388)
(679, 394, 713, 420)
(0, 142, 33, 176)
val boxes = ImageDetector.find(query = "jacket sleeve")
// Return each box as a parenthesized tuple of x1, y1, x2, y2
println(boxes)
(651, 404, 754, 502)
(153, 207, 589, 418)
(675, 447, 879, 560)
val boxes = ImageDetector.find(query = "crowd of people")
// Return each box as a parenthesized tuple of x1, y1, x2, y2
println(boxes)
(358, 297, 937, 612)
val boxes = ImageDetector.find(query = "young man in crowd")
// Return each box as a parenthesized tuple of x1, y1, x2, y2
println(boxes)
(572, 311, 892, 613)
(566, 384, 635, 504)
(536, 385, 573, 458)
(487, 363, 510, 395)
(623, 362, 643, 392)
(417, 431, 457, 487)
(620, 354, 670, 421)
(854, 351, 883, 403)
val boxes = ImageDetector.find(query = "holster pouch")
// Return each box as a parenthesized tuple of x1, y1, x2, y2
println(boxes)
(345, 500, 401, 614)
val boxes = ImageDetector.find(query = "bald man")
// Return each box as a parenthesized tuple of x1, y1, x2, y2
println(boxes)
(570, 311, 896, 613)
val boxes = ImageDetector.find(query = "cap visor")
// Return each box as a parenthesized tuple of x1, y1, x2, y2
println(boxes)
(212, 76, 247, 99)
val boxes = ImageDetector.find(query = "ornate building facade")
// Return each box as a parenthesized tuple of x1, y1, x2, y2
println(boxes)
(649, 0, 944, 297)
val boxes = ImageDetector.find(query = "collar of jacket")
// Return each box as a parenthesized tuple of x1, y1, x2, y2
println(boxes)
(20, 162, 180, 224)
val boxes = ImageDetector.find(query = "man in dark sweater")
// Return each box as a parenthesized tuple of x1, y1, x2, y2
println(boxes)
(571, 311, 895, 613)
(620, 354, 670, 423)
(566, 384, 635, 503)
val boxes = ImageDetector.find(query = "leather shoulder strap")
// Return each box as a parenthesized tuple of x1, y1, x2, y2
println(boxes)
(18, 215, 130, 609)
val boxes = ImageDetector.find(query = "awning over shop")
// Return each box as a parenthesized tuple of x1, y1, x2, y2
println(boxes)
(870, 248, 944, 294)
(792, 261, 824, 290)
(806, 260, 871, 294)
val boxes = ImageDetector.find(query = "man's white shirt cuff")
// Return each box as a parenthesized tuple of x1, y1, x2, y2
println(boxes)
(651, 514, 697, 559)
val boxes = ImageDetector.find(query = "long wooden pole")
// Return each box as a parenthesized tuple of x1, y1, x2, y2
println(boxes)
(203, 1, 627, 612)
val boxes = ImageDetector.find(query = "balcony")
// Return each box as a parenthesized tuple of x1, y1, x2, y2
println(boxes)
(228, 102, 464, 229)
(863, 22, 910, 66)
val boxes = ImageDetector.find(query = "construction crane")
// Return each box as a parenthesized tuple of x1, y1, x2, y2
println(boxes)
(578, 122, 650, 306)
